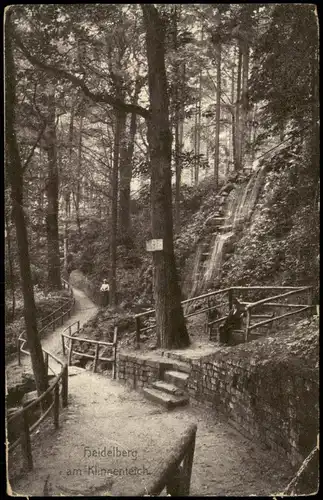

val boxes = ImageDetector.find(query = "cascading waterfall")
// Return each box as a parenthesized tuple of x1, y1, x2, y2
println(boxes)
(232, 176, 255, 228)
(197, 164, 268, 291)
(202, 231, 234, 286)
(243, 164, 268, 220)
(184, 243, 203, 313)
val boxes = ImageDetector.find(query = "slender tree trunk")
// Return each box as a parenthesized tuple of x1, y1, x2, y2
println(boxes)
(174, 107, 181, 232)
(5, 11, 48, 396)
(45, 88, 61, 289)
(142, 4, 190, 349)
(64, 101, 76, 269)
(37, 157, 43, 248)
(240, 39, 250, 166)
(75, 111, 83, 237)
(311, 42, 319, 183)
(214, 41, 221, 188)
(234, 47, 242, 171)
(193, 97, 198, 184)
(231, 50, 236, 168)
(5, 213, 16, 320)
(109, 105, 126, 306)
(119, 79, 141, 238)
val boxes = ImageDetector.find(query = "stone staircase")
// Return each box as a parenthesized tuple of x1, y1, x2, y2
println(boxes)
(142, 360, 191, 410)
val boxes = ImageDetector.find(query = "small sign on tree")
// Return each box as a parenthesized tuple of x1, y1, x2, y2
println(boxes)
(146, 239, 163, 252)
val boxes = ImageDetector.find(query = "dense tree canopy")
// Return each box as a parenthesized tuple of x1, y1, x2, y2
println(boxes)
(5, 4, 319, 358)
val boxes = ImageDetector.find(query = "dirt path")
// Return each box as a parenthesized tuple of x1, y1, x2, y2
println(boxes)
(6, 288, 98, 386)
(7, 287, 293, 496)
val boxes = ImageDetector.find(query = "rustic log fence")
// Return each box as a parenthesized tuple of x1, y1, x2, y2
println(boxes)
(133, 285, 314, 347)
(61, 323, 118, 379)
(8, 348, 69, 471)
(17, 278, 75, 362)
(8, 279, 74, 471)
(137, 423, 197, 496)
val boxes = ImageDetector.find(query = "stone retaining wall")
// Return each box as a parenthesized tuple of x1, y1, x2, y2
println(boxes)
(187, 351, 319, 468)
(117, 353, 167, 390)
(117, 335, 319, 471)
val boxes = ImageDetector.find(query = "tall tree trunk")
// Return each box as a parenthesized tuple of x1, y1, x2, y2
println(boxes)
(234, 47, 242, 171)
(109, 106, 126, 306)
(119, 79, 141, 238)
(174, 108, 181, 232)
(5, 11, 48, 396)
(214, 41, 221, 188)
(45, 87, 61, 289)
(5, 213, 16, 320)
(75, 111, 83, 237)
(172, 5, 182, 233)
(311, 41, 319, 183)
(64, 101, 76, 269)
(195, 30, 203, 186)
(240, 38, 250, 166)
(231, 49, 236, 168)
(193, 97, 198, 184)
(142, 4, 190, 349)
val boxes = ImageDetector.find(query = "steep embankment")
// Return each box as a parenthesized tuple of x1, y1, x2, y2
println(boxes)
(66, 152, 319, 349)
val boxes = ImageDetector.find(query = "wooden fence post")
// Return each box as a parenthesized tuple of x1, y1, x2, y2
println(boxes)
(135, 317, 141, 349)
(68, 338, 74, 366)
(61, 335, 66, 356)
(112, 327, 118, 380)
(228, 288, 233, 312)
(245, 309, 251, 342)
(44, 352, 49, 379)
(181, 430, 196, 495)
(62, 365, 68, 408)
(307, 287, 313, 318)
(166, 465, 183, 496)
(21, 411, 33, 471)
(93, 344, 100, 373)
(206, 297, 211, 338)
(53, 383, 60, 429)
(77, 320, 80, 333)
(17, 338, 21, 366)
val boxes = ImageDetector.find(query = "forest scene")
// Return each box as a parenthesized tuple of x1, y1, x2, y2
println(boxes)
(5, 4, 319, 497)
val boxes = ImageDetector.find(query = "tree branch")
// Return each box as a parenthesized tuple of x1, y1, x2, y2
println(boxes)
(22, 120, 47, 173)
(15, 33, 151, 120)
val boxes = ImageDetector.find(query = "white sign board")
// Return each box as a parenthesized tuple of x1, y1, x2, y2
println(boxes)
(146, 239, 163, 252)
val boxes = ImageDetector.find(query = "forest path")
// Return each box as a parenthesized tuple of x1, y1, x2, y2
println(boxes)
(6, 287, 98, 385)
(7, 288, 293, 497)
(8, 366, 293, 497)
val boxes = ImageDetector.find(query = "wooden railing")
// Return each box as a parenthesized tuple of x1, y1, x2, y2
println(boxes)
(8, 279, 74, 470)
(244, 286, 313, 342)
(17, 278, 75, 364)
(137, 423, 197, 496)
(133, 286, 314, 347)
(61, 322, 118, 379)
(7, 349, 68, 471)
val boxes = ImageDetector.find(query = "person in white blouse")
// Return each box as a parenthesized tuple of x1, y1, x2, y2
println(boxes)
(100, 279, 110, 306)
(100, 279, 110, 292)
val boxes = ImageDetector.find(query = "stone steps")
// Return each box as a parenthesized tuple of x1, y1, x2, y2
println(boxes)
(164, 370, 189, 389)
(142, 387, 189, 409)
(142, 359, 191, 410)
(151, 380, 184, 396)
(168, 360, 191, 374)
